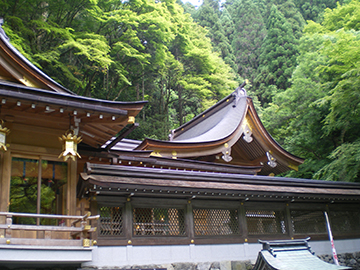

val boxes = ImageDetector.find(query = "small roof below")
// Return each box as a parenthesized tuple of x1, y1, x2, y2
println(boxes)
(253, 239, 351, 270)
(103, 138, 142, 151)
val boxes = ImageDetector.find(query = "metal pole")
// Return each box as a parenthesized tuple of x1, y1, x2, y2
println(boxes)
(324, 211, 339, 265)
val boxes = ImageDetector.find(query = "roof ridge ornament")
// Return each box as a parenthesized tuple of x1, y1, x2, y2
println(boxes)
(233, 79, 248, 107)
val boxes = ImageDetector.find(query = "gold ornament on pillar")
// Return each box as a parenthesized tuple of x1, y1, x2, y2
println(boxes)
(0, 120, 10, 152)
(58, 129, 82, 161)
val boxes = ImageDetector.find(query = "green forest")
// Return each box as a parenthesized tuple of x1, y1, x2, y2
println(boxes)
(1, 0, 360, 182)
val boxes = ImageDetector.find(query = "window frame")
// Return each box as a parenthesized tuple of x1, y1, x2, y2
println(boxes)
(9, 154, 68, 225)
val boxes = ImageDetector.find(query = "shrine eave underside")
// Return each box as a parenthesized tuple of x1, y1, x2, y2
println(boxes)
(0, 81, 147, 148)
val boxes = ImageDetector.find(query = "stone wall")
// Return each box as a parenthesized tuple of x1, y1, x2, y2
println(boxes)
(80, 252, 360, 270)
(318, 252, 360, 270)
(79, 260, 254, 270)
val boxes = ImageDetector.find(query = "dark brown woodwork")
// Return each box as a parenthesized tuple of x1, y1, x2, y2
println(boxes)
(95, 197, 360, 246)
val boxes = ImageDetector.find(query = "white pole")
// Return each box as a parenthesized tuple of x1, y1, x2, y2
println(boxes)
(324, 211, 339, 265)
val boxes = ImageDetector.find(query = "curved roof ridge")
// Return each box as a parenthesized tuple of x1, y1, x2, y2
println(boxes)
(173, 95, 248, 143)
(170, 87, 247, 141)
(0, 25, 74, 95)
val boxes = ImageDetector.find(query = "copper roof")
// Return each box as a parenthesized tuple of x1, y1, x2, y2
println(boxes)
(136, 87, 304, 175)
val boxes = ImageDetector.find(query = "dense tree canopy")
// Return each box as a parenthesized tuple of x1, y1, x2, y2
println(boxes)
(229, 0, 266, 84)
(254, 4, 299, 106)
(262, 0, 360, 182)
(0, 0, 236, 139)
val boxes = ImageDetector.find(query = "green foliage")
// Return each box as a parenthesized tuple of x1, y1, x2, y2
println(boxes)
(321, 0, 360, 31)
(277, 0, 305, 39)
(2, 24, 35, 62)
(254, 5, 299, 106)
(318, 29, 360, 143)
(5, 0, 360, 183)
(294, 0, 341, 21)
(263, 0, 360, 182)
(219, 8, 238, 73)
(314, 141, 360, 182)
(229, 0, 266, 86)
(192, 0, 237, 75)
(2, 0, 236, 139)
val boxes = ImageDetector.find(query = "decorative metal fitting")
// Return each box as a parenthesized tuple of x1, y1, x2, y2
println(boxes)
(0, 120, 10, 152)
(222, 143, 233, 162)
(266, 151, 277, 168)
(58, 129, 82, 161)
(243, 124, 253, 143)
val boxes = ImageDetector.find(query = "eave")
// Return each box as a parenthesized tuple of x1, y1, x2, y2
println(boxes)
(0, 81, 147, 148)
(77, 149, 262, 175)
(135, 88, 303, 175)
(77, 162, 360, 204)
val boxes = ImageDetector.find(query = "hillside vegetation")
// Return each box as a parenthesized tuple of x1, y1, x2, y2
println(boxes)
(1, 0, 360, 182)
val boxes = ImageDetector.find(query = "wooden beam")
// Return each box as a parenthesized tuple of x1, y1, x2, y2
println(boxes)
(105, 123, 139, 151)
(0, 238, 82, 246)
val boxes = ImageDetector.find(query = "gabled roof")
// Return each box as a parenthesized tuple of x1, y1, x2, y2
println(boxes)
(0, 25, 147, 148)
(136, 87, 304, 175)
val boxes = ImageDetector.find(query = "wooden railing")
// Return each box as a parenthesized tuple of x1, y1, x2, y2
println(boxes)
(0, 212, 99, 247)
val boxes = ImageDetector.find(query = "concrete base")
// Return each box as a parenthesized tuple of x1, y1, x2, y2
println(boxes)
(82, 239, 360, 269)
(0, 245, 93, 269)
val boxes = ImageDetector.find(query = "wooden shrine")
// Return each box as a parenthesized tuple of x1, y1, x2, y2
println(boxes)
(0, 23, 359, 269)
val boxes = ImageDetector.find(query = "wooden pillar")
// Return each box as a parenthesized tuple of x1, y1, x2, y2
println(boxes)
(0, 150, 11, 212)
(90, 198, 98, 243)
(67, 159, 77, 220)
(124, 199, 133, 244)
(186, 200, 194, 241)
(285, 203, 294, 239)
(239, 202, 248, 241)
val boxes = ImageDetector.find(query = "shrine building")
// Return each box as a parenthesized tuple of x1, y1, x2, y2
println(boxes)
(0, 24, 359, 269)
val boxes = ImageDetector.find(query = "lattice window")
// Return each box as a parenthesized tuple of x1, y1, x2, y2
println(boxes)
(291, 210, 326, 234)
(99, 206, 123, 236)
(329, 210, 360, 234)
(193, 208, 239, 236)
(133, 208, 185, 236)
(246, 210, 286, 235)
